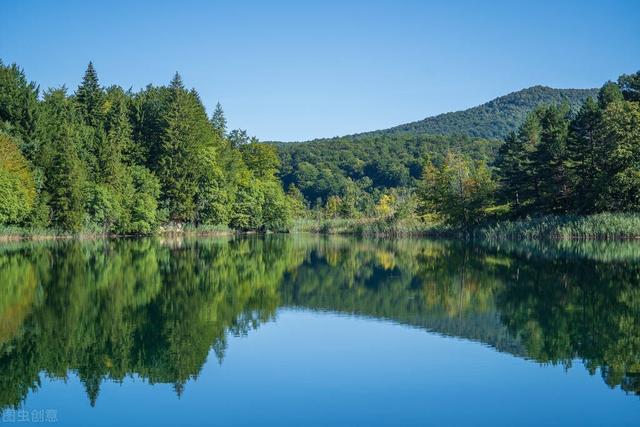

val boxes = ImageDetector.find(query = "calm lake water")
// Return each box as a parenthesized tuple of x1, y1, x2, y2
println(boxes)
(0, 235, 639, 426)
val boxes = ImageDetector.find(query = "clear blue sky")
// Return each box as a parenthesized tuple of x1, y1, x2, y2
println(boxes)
(1, 0, 638, 141)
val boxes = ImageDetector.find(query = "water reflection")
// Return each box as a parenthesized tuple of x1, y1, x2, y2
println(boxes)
(0, 236, 639, 410)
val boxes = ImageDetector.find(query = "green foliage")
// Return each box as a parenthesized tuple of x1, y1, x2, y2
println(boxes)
(0, 61, 39, 155)
(37, 89, 88, 232)
(1, 59, 637, 234)
(0, 133, 36, 224)
(495, 73, 640, 218)
(128, 166, 161, 234)
(0, 61, 292, 233)
(274, 86, 597, 212)
(277, 133, 499, 206)
(75, 62, 103, 127)
(618, 71, 640, 102)
(418, 151, 496, 227)
(157, 76, 212, 221)
(240, 142, 280, 179)
(286, 184, 307, 218)
(210, 102, 227, 138)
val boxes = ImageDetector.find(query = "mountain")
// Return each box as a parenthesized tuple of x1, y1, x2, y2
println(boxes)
(368, 85, 598, 140)
(275, 85, 599, 205)
(279, 86, 599, 144)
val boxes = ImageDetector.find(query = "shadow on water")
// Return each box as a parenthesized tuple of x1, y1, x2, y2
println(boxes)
(0, 235, 639, 410)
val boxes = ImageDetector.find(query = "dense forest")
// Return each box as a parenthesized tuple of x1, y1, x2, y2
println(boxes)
(0, 60, 291, 233)
(275, 86, 598, 209)
(277, 133, 500, 211)
(0, 58, 638, 234)
(281, 72, 640, 228)
(418, 72, 640, 227)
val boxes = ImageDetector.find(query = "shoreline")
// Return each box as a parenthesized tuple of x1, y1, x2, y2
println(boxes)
(3, 213, 640, 242)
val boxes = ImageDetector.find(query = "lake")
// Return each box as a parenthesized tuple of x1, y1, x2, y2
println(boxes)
(0, 235, 638, 426)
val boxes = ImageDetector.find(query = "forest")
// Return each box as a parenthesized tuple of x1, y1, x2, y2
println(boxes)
(275, 85, 596, 210)
(0, 61, 291, 233)
(417, 73, 640, 228)
(282, 72, 640, 232)
(0, 58, 639, 235)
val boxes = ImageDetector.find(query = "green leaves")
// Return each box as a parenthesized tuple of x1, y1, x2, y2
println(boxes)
(0, 133, 35, 224)
(418, 151, 496, 227)
(496, 73, 640, 218)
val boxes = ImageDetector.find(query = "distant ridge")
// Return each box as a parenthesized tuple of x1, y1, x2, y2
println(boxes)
(279, 86, 598, 143)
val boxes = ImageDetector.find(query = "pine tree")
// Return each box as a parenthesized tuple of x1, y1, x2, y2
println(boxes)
(598, 81, 624, 108)
(595, 101, 640, 211)
(157, 73, 213, 222)
(75, 62, 104, 126)
(530, 105, 571, 212)
(101, 87, 132, 183)
(211, 102, 227, 138)
(38, 89, 88, 231)
(495, 132, 527, 211)
(566, 97, 602, 212)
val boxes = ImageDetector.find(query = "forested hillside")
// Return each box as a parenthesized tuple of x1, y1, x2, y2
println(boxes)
(419, 73, 640, 228)
(276, 86, 598, 207)
(362, 86, 598, 140)
(278, 133, 499, 210)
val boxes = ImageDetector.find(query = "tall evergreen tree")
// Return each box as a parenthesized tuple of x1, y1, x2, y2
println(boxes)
(157, 73, 213, 222)
(566, 97, 602, 212)
(75, 62, 104, 127)
(101, 87, 132, 183)
(495, 132, 527, 210)
(598, 81, 624, 108)
(530, 105, 571, 212)
(211, 102, 227, 138)
(38, 89, 88, 231)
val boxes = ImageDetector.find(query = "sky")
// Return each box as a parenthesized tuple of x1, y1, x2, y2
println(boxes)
(1, 0, 639, 141)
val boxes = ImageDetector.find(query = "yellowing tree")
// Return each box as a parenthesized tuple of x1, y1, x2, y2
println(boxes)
(375, 194, 396, 218)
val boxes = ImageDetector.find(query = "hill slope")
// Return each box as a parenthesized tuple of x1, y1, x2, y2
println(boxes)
(275, 85, 598, 205)
(369, 86, 598, 140)
(281, 86, 597, 144)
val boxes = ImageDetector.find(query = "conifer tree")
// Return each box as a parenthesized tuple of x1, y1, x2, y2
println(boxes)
(211, 102, 227, 138)
(75, 62, 104, 126)
(38, 89, 88, 231)
(566, 97, 602, 212)
(157, 73, 213, 222)
(530, 105, 571, 212)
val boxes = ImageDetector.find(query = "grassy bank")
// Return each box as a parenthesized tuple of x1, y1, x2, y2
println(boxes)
(478, 213, 640, 241)
(4, 213, 640, 242)
(291, 217, 452, 237)
(0, 224, 235, 242)
(293, 213, 640, 241)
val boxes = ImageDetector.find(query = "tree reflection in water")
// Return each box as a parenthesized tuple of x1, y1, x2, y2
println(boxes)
(0, 235, 638, 410)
